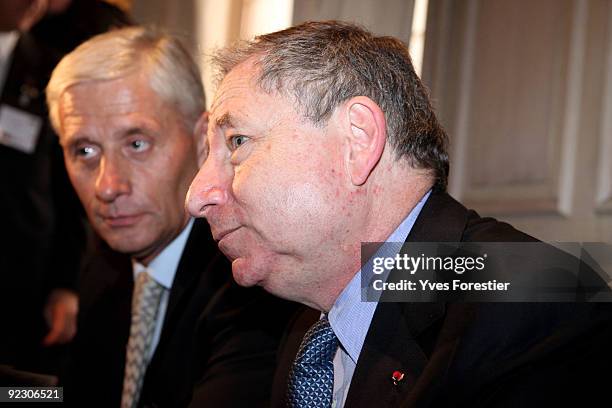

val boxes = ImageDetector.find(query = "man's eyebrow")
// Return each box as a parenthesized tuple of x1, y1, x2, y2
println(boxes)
(62, 135, 93, 149)
(121, 126, 156, 138)
(215, 113, 235, 128)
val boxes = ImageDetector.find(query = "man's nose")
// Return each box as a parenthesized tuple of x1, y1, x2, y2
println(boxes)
(186, 157, 230, 219)
(94, 156, 130, 202)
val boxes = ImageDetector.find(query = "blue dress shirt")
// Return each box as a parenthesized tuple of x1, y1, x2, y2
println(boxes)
(328, 191, 431, 407)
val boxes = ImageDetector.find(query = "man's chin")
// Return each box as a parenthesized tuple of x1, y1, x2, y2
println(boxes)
(99, 231, 152, 257)
(231, 257, 264, 288)
(107, 241, 149, 256)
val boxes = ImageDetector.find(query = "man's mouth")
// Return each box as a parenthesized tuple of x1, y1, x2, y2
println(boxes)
(214, 226, 241, 242)
(99, 213, 144, 228)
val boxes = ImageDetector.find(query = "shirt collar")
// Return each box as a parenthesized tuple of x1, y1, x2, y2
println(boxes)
(328, 190, 431, 363)
(132, 218, 195, 289)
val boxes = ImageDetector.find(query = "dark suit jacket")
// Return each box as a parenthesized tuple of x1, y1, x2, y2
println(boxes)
(271, 189, 612, 407)
(64, 219, 298, 407)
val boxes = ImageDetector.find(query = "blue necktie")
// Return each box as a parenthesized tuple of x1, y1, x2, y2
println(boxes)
(287, 316, 339, 407)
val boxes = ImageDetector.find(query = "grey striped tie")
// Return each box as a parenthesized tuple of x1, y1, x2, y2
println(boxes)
(121, 270, 164, 408)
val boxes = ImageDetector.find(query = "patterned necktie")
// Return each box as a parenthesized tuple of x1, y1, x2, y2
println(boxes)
(287, 316, 339, 407)
(121, 270, 165, 408)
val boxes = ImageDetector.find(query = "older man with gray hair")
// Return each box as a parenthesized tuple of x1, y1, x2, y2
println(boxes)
(187, 21, 612, 407)
(48, 26, 294, 407)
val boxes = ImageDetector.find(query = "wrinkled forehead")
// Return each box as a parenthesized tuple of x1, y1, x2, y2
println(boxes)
(208, 70, 272, 133)
(210, 57, 315, 133)
(58, 73, 174, 125)
(56, 76, 186, 148)
(210, 59, 262, 114)
(61, 83, 139, 118)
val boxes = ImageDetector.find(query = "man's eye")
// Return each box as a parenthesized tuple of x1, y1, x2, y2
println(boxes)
(229, 135, 249, 151)
(75, 145, 97, 158)
(130, 139, 150, 151)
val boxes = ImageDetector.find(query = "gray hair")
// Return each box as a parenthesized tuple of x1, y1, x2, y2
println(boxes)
(213, 21, 449, 190)
(47, 26, 205, 133)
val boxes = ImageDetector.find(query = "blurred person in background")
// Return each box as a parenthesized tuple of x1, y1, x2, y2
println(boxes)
(0, 0, 130, 381)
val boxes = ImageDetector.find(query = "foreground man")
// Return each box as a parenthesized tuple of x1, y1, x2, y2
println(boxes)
(187, 21, 612, 407)
(48, 27, 293, 407)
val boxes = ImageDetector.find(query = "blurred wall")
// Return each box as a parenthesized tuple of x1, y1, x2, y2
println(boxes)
(131, 0, 415, 106)
(132, 0, 197, 48)
(132, 0, 294, 106)
(422, 0, 612, 243)
(293, 0, 414, 43)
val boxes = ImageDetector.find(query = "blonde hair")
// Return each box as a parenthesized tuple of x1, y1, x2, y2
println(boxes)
(47, 26, 205, 133)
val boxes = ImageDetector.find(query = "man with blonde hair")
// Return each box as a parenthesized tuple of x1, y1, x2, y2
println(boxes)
(48, 26, 294, 407)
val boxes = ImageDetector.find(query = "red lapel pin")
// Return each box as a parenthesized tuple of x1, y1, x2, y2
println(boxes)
(391, 370, 405, 386)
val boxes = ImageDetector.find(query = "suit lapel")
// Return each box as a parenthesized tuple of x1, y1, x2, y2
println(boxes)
(157, 219, 215, 342)
(345, 301, 446, 407)
(141, 219, 227, 405)
(406, 189, 469, 244)
(345, 190, 471, 406)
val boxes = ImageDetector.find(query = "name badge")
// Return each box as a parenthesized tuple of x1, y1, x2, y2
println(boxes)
(0, 104, 42, 154)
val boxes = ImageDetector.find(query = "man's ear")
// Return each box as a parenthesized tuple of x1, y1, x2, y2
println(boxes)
(343, 96, 387, 186)
(194, 111, 209, 167)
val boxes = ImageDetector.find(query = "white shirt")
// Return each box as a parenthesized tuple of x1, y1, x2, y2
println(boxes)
(131, 218, 194, 362)
(0, 31, 19, 96)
